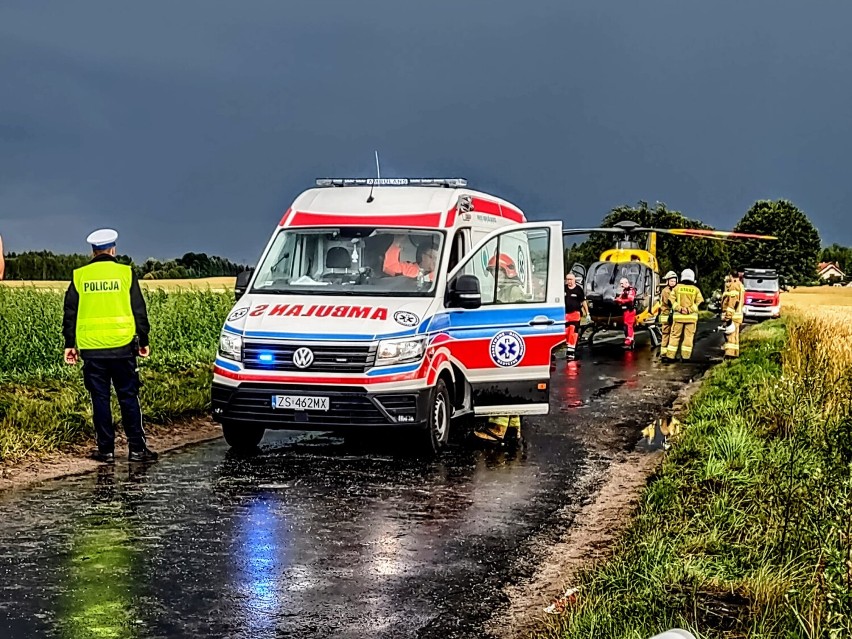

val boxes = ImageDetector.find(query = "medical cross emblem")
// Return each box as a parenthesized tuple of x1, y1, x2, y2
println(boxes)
(490, 330, 525, 367)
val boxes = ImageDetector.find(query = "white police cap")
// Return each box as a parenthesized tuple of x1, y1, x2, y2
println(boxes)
(86, 228, 118, 250)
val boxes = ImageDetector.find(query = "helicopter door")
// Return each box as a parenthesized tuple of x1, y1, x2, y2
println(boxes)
(569, 262, 587, 285)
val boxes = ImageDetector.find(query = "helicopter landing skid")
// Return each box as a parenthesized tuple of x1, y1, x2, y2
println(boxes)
(646, 324, 662, 347)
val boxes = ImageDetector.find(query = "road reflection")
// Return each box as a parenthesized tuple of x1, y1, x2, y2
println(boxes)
(213, 436, 539, 636)
(57, 465, 146, 639)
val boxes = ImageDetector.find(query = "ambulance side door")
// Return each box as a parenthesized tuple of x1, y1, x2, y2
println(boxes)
(442, 222, 564, 416)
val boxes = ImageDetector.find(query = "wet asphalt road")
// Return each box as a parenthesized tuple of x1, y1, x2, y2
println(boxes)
(0, 326, 723, 639)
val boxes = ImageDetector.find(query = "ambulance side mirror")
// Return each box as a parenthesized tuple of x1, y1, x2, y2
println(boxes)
(235, 268, 254, 300)
(447, 274, 482, 309)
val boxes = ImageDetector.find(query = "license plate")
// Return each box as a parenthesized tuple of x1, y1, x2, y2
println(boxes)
(271, 395, 329, 411)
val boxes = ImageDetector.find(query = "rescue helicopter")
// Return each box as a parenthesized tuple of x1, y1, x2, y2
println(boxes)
(563, 221, 776, 347)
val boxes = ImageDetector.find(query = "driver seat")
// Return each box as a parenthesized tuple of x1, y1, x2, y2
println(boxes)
(322, 246, 352, 283)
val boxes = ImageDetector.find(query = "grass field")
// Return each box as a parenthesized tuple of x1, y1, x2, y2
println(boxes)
(0, 286, 234, 462)
(0, 277, 236, 291)
(544, 301, 852, 637)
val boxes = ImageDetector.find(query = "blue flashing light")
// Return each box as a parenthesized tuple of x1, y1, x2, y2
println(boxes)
(258, 352, 275, 364)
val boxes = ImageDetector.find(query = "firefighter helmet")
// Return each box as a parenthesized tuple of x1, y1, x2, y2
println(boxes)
(663, 270, 678, 281)
(681, 268, 695, 282)
(487, 253, 518, 278)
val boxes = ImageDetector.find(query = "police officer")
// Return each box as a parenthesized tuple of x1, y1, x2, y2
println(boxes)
(63, 229, 158, 463)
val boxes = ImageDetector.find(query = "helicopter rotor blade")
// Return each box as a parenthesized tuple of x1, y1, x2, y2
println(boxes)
(562, 228, 628, 237)
(634, 228, 777, 241)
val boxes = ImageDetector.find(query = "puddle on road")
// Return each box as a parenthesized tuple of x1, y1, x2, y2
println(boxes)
(636, 414, 680, 452)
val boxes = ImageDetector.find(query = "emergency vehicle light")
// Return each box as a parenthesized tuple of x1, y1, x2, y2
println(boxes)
(315, 178, 467, 188)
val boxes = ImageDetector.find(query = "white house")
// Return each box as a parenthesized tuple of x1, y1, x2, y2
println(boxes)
(818, 261, 846, 282)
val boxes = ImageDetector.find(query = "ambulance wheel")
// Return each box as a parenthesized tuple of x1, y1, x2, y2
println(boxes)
(222, 420, 265, 453)
(420, 379, 451, 455)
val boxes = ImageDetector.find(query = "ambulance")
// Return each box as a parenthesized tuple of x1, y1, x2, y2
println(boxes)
(212, 178, 566, 453)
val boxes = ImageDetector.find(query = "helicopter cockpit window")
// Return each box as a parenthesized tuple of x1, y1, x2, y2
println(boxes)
(586, 262, 650, 298)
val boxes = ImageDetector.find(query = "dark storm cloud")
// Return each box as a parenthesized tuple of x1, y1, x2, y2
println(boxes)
(1, 0, 851, 262)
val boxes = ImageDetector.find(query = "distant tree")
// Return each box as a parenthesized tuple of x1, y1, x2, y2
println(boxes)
(565, 202, 730, 291)
(2, 250, 249, 280)
(729, 200, 821, 288)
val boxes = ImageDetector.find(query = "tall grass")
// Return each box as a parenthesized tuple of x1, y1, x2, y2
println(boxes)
(544, 310, 852, 638)
(0, 287, 233, 462)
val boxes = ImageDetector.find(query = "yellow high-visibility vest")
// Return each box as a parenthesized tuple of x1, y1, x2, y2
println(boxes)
(73, 261, 136, 350)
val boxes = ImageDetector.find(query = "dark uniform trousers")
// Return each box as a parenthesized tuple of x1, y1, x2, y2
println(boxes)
(82, 357, 147, 453)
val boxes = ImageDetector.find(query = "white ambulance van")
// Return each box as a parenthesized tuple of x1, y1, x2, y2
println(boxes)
(212, 178, 566, 453)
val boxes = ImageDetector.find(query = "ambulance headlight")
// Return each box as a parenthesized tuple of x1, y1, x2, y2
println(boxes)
(376, 337, 426, 366)
(219, 332, 243, 362)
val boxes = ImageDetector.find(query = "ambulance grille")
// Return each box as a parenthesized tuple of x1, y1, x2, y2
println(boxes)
(242, 341, 377, 373)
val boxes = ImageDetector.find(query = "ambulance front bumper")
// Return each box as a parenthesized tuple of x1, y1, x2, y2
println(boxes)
(211, 382, 432, 430)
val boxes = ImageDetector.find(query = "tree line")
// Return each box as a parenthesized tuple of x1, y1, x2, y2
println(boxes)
(565, 199, 836, 289)
(3, 251, 250, 281)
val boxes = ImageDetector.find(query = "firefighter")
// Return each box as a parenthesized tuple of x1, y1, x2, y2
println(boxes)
(658, 271, 678, 357)
(664, 269, 704, 362)
(563, 272, 588, 360)
(63, 229, 158, 463)
(474, 253, 525, 445)
(615, 277, 637, 349)
(720, 269, 745, 358)
(489, 253, 527, 303)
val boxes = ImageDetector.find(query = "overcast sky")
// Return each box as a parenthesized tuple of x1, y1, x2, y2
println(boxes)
(1, 0, 850, 262)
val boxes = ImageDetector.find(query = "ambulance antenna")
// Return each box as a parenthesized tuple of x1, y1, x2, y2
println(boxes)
(367, 150, 381, 203)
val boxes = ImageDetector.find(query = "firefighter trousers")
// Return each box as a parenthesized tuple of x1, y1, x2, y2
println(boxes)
(660, 323, 672, 352)
(474, 415, 522, 443)
(724, 321, 741, 358)
(666, 321, 697, 360)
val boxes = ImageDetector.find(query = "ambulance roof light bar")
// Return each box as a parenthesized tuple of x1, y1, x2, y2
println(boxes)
(315, 178, 468, 188)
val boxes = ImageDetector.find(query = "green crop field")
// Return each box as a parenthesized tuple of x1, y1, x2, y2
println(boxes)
(0, 287, 234, 462)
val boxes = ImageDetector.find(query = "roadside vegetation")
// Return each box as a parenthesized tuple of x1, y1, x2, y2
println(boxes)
(543, 288, 851, 638)
(0, 286, 232, 463)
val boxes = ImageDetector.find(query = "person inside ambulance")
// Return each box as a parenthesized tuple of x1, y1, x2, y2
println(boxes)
(488, 253, 526, 303)
(383, 236, 438, 281)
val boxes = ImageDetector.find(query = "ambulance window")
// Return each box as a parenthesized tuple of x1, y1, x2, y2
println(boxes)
(453, 228, 549, 306)
(447, 229, 469, 271)
(493, 228, 548, 304)
(458, 237, 497, 305)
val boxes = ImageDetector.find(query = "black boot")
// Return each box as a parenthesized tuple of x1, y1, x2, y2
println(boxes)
(129, 448, 159, 463)
(91, 450, 115, 464)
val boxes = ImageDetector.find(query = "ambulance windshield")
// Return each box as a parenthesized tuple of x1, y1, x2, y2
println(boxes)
(251, 227, 445, 296)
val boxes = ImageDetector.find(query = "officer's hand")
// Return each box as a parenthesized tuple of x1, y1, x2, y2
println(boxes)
(138, 346, 150, 358)
(64, 348, 78, 365)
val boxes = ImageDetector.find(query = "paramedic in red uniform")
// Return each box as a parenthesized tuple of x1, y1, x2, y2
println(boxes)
(383, 239, 437, 279)
(616, 277, 637, 349)
(563, 273, 588, 360)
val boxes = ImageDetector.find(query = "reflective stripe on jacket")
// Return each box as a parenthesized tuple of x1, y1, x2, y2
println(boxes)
(672, 283, 703, 323)
(73, 261, 136, 350)
(659, 285, 675, 323)
(722, 281, 745, 324)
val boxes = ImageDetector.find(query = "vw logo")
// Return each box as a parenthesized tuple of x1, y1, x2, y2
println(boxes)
(292, 347, 315, 369)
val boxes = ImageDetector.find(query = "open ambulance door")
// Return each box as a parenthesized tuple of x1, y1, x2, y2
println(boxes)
(443, 222, 565, 416)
